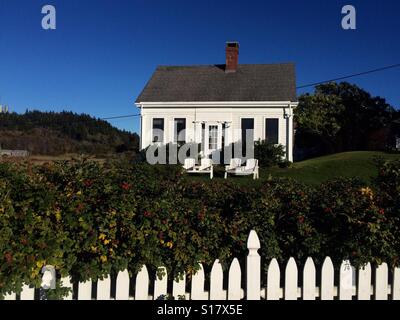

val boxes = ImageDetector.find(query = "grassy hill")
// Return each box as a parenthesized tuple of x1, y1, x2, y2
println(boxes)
(187, 151, 400, 185)
(0, 111, 139, 156)
(266, 151, 400, 184)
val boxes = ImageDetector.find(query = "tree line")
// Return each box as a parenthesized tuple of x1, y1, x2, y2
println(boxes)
(0, 110, 139, 156)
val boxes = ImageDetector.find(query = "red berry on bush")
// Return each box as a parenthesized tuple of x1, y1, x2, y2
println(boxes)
(143, 211, 152, 217)
(121, 182, 130, 190)
(4, 252, 13, 265)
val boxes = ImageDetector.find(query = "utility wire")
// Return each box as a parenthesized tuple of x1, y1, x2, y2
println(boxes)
(2, 63, 398, 122)
(297, 63, 400, 89)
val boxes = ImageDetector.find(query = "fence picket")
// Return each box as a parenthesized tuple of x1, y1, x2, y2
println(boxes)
(61, 276, 73, 300)
(172, 272, 186, 300)
(154, 267, 168, 300)
(339, 260, 353, 300)
(210, 259, 225, 300)
(191, 263, 208, 300)
(20, 284, 34, 300)
(3, 292, 16, 300)
(303, 257, 316, 300)
(375, 263, 388, 300)
(321, 257, 334, 300)
(135, 265, 149, 300)
(392, 267, 400, 300)
(246, 230, 260, 300)
(78, 280, 92, 300)
(115, 270, 130, 300)
(97, 275, 111, 300)
(284, 258, 298, 300)
(228, 258, 241, 300)
(266, 258, 280, 300)
(357, 263, 371, 300)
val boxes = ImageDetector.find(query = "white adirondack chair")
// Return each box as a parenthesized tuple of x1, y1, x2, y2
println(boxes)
(224, 158, 242, 179)
(183, 158, 214, 179)
(225, 158, 259, 180)
(183, 158, 196, 170)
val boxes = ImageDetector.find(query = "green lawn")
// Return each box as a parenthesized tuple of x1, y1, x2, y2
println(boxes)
(184, 151, 400, 186)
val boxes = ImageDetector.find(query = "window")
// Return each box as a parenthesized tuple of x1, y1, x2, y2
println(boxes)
(201, 123, 205, 153)
(241, 118, 254, 144)
(241, 118, 254, 154)
(174, 118, 186, 143)
(152, 118, 164, 143)
(265, 119, 279, 144)
(208, 125, 218, 150)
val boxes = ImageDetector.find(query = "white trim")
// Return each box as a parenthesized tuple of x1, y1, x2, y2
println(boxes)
(136, 101, 298, 108)
(263, 117, 280, 143)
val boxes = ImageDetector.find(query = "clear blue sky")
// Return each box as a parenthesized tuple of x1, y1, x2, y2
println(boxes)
(1, 0, 399, 133)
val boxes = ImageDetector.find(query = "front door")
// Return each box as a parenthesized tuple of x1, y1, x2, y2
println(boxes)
(204, 123, 222, 157)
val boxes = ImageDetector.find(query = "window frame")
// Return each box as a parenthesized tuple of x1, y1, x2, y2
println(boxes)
(264, 118, 279, 144)
(152, 118, 165, 143)
(174, 118, 186, 143)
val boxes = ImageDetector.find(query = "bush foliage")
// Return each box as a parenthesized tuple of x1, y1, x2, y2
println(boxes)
(254, 140, 286, 167)
(0, 159, 399, 298)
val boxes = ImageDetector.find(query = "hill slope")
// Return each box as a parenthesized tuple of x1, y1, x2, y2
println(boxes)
(267, 151, 400, 184)
(0, 111, 139, 155)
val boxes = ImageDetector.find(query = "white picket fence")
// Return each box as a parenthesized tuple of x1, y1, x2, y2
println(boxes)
(3, 230, 400, 300)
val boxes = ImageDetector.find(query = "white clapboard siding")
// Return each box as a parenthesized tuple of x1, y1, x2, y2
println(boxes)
(375, 263, 388, 300)
(20, 284, 35, 300)
(266, 258, 280, 300)
(154, 267, 168, 300)
(228, 258, 241, 300)
(393, 267, 400, 300)
(61, 276, 73, 300)
(97, 275, 111, 300)
(78, 280, 92, 300)
(172, 273, 186, 300)
(321, 257, 334, 300)
(357, 263, 371, 300)
(339, 260, 353, 300)
(210, 259, 225, 300)
(115, 270, 130, 300)
(191, 263, 208, 300)
(303, 257, 316, 300)
(246, 230, 260, 300)
(284, 258, 298, 300)
(135, 265, 149, 300)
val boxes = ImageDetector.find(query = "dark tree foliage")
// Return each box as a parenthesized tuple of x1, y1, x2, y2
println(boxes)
(0, 110, 139, 155)
(295, 82, 399, 160)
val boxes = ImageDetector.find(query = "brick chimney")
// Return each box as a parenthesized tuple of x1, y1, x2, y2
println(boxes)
(225, 41, 239, 73)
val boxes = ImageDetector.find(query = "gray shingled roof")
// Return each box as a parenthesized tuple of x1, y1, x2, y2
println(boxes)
(136, 63, 297, 103)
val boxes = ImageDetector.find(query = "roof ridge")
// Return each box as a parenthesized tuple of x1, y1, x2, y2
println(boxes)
(157, 62, 295, 68)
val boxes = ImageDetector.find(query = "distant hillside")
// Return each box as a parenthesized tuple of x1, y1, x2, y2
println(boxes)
(0, 110, 139, 156)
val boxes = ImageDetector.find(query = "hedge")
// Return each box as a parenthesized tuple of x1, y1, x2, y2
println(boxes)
(0, 159, 399, 298)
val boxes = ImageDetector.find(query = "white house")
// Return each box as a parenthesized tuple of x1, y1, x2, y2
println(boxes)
(135, 42, 298, 163)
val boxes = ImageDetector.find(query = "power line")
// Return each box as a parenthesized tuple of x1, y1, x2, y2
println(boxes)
(3, 63, 399, 122)
(297, 63, 400, 89)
